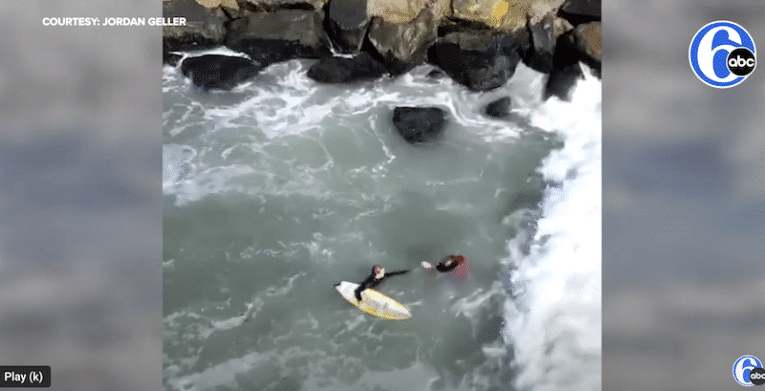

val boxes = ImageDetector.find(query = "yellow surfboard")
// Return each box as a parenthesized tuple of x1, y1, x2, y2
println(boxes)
(335, 281, 411, 320)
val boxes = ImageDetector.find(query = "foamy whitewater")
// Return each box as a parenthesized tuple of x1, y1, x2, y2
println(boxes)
(162, 48, 601, 391)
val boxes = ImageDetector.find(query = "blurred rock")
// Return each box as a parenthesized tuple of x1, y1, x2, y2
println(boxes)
(238, 0, 328, 11)
(163, 0, 229, 53)
(392, 107, 447, 143)
(163, 51, 183, 67)
(367, 0, 450, 24)
(524, 12, 573, 73)
(180, 55, 264, 91)
(572, 21, 601, 76)
(542, 29, 583, 100)
(226, 9, 331, 67)
(307, 52, 387, 82)
(366, 6, 438, 75)
(485, 96, 512, 118)
(428, 31, 523, 91)
(326, 0, 370, 53)
(544, 62, 582, 101)
(557, 0, 600, 25)
(452, 0, 564, 31)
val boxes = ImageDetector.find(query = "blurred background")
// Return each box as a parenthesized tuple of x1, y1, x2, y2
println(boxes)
(0, 1, 161, 390)
(603, 0, 765, 390)
(2, 0, 765, 390)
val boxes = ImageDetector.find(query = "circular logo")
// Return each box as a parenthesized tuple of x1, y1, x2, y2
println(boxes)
(751, 368, 765, 386)
(727, 48, 756, 76)
(689, 21, 756, 88)
(734, 355, 763, 386)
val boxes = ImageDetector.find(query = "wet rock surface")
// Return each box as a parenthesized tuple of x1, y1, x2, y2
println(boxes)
(392, 107, 447, 144)
(180, 55, 264, 91)
(163, 0, 602, 96)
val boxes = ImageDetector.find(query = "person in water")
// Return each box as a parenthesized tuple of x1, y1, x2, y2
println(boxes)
(354, 255, 466, 301)
(354, 265, 410, 301)
(422, 254, 466, 272)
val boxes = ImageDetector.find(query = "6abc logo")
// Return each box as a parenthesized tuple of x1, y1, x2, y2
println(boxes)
(689, 21, 756, 88)
(734, 355, 765, 387)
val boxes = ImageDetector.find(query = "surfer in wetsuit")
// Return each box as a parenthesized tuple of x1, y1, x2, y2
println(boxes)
(422, 254, 466, 272)
(354, 265, 410, 301)
(436, 254, 465, 272)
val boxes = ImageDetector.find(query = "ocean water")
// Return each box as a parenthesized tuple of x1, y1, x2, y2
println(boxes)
(162, 48, 601, 391)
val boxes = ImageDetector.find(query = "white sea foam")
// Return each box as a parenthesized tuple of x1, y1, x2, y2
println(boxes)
(163, 53, 601, 390)
(503, 68, 602, 391)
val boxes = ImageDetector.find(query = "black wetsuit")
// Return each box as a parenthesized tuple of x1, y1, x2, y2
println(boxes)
(354, 269, 409, 301)
(435, 256, 464, 272)
(436, 261, 458, 272)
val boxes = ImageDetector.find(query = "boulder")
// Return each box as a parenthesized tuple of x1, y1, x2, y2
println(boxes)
(524, 12, 555, 73)
(451, 0, 564, 32)
(226, 9, 331, 67)
(484, 96, 512, 118)
(572, 22, 601, 76)
(326, 0, 370, 53)
(163, 0, 229, 52)
(392, 107, 447, 143)
(194, 0, 240, 9)
(557, 0, 600, 25)
(428, 31, 523, 91)
(307, 52, 387, 83)
(544, 63, 582, 100)
(367, 0, 450, 24)
(180, 55, 264, 91)
(238, 0, 328, 12)
(366, 6, 439, 75)
(543, 31, 583, 100)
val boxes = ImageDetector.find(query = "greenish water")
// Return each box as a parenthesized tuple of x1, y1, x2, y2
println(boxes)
(163, 55, 599, 391)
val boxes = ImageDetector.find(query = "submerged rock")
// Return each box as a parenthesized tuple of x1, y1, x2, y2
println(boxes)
(226, 9, 331, 67)
(392, 107, 447, 144)
(485, 97, 512, 118)
(180, 55, 263, 91)
(307, 52, 387, 83)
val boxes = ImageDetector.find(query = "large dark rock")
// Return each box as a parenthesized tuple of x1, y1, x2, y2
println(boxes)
(558, 0, 601, 26)
(307, 52, 387, 83)
(428, 31, 523, 91)
(326, 0, 370, 53)
(485, 97, 512, 118)
(392, 107, 447, 144)
(543, 30, 584, 100)
(366, 7, 438, 75)
(525, 13, 555, 73)
(572, 22, 601, 76)
(163, 0, 229, 54)
(226, 9, 331, 67)
(180, 55, 264, 92)
(544, 63, 583, 101)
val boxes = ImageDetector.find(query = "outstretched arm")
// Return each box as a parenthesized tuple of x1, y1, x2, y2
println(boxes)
(386, 269, 410, 276)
